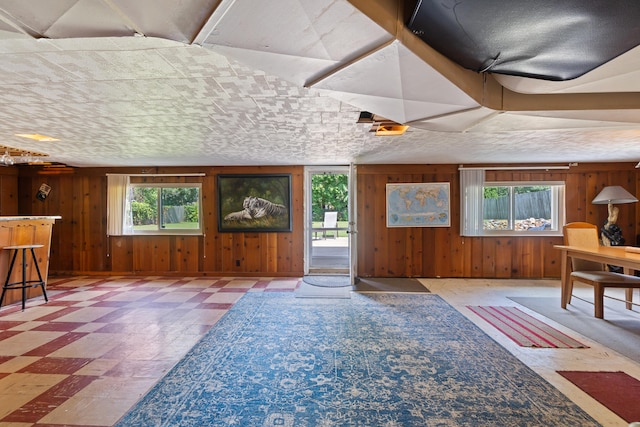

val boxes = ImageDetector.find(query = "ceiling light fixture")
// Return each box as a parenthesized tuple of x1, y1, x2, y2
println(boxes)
(0, 144, 49, 165)
(375, 124, 409, 136)
(358, 111, 409, 136)
(0, 150, 14, 166)
(15, 133, 59, 142)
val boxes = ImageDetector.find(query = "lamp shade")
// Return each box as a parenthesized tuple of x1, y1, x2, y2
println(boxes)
(592, 185, 638, 204)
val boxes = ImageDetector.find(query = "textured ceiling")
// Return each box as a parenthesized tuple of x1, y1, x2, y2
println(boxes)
(0, 0, 639, 168)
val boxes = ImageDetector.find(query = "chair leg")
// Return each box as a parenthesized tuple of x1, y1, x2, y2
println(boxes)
(594, 284, 605, 319)
(563, 278, 575, 308)
(625, 288, 633, 310)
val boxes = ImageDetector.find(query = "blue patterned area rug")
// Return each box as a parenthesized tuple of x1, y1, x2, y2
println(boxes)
(115, 293, 598, 427)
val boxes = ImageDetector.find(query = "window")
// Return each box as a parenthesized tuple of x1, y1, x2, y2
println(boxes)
(460, 169, 564, 236)
(482, 183, 564, 234)
(129, 183, 202, 235)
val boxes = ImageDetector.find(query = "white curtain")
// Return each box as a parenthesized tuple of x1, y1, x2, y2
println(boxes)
(107, 174, 133, 236)
(460, 168, 485, 236)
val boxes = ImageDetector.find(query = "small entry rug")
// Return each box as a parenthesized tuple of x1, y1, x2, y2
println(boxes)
(115, 293, 598, 426)
(302, 274, 350, 287)
(558, 371, 640, 423)
(353, 277, 429, 292)
(468, 305, 587, 348)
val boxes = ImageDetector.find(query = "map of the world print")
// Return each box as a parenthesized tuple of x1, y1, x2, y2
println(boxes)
(386, 182, 450, 227)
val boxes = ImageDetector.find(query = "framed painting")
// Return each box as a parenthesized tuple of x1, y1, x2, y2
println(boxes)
(217, 174, 292, 232)
(386, 182, 450, 227)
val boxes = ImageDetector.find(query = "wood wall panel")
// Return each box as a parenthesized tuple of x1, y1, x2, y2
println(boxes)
(172, 236, 199, 272)
(356, 163, 639, 278)
(109, 236, 133, 272)
(0, 169, 19, 215)
(54, 177, 75, 272)
(9, 162, 639, 279)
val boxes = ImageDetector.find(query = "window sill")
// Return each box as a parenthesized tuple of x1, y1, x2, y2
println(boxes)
(129, 231, 203, 236)
(478, 231, 563, 237)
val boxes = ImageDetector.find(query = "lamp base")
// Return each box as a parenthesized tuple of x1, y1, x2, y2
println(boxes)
(601, 220, 625, 273)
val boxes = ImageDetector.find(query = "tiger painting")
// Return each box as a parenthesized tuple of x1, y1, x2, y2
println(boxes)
(223, 196, 287, 225)
(242, 196, 287, 219)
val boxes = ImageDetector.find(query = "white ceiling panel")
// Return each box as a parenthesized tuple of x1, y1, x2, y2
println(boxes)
(201, 0, 393, 86)
(42, 0, 134, 38)
(111, 0, 221, 43)
(0, 0, 78, 37)
(409, 108, 499, 132)
(201, 0, 391, 59)
(467, 113, 640, 133)
(311, 41, 479, 123)
(206, 45, 340, 88)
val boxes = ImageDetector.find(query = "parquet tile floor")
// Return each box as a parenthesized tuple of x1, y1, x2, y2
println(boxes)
(0, 276, 637, 426)
(0, 276, 299, 426)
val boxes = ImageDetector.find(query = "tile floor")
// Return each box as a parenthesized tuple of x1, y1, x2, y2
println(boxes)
(0, 276, 638, 426)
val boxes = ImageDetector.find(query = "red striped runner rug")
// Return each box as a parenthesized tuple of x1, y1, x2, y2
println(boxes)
(467, 306, 587, 348)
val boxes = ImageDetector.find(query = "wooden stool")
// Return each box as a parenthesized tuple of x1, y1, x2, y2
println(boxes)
(0, 244, 48, 311)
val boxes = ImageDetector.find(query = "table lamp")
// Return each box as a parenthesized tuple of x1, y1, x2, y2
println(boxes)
(592, 185, 638, 246)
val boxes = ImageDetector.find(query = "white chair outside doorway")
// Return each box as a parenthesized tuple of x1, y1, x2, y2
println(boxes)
(321, 211, 338, 239)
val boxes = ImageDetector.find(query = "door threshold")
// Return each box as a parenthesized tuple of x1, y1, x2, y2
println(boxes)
(308, 269, 349, 275)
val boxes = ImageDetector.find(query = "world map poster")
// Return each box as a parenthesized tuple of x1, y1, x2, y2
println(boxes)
(386, 182, 450, 227)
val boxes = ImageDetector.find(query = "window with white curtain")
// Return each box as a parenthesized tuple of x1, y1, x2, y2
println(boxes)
(128, 183, 202, 235)
(460, 169, 565, 236)
(107, 175, 203, 236)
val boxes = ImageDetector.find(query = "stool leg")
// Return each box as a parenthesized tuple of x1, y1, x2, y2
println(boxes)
(0, 286, 6, 309)
(1, 250, 19, 309)
(20, 248, 27, 311)
(30, 247, 48, 302)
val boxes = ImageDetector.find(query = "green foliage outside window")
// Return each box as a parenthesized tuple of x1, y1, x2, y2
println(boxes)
(130, 185, 200, 230)
(131, 200, 156, 225)
(484, 186, 548, 198)
(311, 174, 348, 221)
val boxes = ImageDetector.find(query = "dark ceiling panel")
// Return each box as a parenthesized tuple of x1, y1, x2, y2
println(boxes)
(407, 0, 640, 81)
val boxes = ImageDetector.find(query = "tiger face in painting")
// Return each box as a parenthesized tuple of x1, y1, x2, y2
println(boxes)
(243, 196, 287, 219)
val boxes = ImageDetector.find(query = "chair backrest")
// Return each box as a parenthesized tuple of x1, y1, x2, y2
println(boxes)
(323, 211, 338, 228)
(563, 222, 605, 271)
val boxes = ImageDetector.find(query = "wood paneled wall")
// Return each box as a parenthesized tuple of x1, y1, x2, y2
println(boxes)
(0, 168, 18, 215)
(10, 162, 640, 278)
(356, 163, 640, 278)
(16, 166, 304, 276)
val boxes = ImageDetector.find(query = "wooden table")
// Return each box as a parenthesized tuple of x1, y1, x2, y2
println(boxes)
(555, 244, 640, 310)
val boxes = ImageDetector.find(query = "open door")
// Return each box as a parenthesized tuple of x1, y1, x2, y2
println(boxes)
(348, 163, 357, 285)
(304, 166, 350, 275)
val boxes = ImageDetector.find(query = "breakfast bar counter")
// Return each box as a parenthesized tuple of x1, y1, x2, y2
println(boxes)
(0, 216, 60, 308)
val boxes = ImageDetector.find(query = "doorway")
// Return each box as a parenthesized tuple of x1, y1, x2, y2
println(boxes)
(305, 166, 352, 277)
